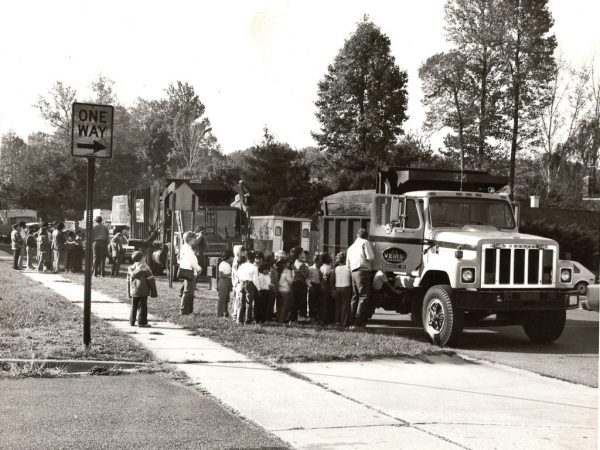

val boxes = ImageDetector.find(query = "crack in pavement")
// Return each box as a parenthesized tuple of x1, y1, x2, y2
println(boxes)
(412, 422, 597, 430)
(290, 369, 596, 410)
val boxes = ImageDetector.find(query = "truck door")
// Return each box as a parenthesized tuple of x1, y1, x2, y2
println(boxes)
(369, 194, 424, 274)
(300, 221, 311, 254)
(273, 219, 283, 251)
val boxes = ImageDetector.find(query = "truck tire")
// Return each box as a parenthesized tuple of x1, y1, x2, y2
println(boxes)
(522, 310, 566, 343)
(575, 281, 588, 296)
(422, 285, 464, 347)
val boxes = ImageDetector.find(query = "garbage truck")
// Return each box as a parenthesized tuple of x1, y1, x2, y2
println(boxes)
(319, 167, 579, 346)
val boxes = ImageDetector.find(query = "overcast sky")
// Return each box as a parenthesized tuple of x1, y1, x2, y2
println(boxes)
(0, 0, 598, 153)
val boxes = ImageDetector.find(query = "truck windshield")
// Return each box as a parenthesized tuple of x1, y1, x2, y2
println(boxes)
(429, 197, 515, 229)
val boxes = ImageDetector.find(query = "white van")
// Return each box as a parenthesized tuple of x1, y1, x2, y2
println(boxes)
(562, 260, 597, 295)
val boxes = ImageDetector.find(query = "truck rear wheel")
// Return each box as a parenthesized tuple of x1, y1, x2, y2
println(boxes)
(422, 285, 464, 347)
(522, 310, 566, 343)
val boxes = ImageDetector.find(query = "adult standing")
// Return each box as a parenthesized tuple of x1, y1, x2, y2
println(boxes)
(179, 231, 202, 315)
(346, 228, 374, 328)
(51, 222, 66, 273)
(92, 216, 109, 277)
(10, 223, 23, 270)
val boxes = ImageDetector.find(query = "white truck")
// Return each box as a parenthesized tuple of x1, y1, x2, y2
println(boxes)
(320, 168, 579, 346)
(0, 209, 38, 242)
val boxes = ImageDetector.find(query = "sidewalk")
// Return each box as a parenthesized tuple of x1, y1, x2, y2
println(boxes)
(22, 271, 599, 449)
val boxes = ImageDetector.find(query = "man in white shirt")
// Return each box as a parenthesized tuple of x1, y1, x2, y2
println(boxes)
(236, 251, 259, 324)
(346, 228, 375, 328)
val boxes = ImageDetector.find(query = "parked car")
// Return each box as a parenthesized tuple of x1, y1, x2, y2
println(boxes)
(568, 260, 596, 295)
(582, 284, 599, 312)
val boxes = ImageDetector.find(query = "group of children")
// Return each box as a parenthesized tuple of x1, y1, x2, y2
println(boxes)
(217, 246, 359, 327)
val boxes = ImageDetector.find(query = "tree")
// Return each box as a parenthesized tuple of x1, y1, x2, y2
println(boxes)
(444, 0, 508, 168)
(34, 81, 77, 140)
(0, 131, 27, 208)
(497, 0, 557, 199)
(312, 17, 408, 174)
(237, 128, 316, 216)
(419, 50, 478, 170)
(163, 81, 220, 176)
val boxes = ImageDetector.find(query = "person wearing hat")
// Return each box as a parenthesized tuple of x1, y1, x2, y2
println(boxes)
(127, 251, 157, 327)
(92, 216, 109, 277)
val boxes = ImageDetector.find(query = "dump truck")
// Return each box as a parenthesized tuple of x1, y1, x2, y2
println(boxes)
(320, 167, 579, 346)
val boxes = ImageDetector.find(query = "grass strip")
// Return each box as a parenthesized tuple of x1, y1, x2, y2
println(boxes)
(62, 270, 450, 364)
(0, 256, 153, 364)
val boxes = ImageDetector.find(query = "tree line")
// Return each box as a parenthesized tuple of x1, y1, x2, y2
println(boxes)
(1, 1, 599, 222)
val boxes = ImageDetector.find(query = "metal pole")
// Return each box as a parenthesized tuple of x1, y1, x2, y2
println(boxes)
(83, 157, 95, 347)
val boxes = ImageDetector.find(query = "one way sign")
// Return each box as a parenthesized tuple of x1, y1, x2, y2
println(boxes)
(71, 103, 113, 158)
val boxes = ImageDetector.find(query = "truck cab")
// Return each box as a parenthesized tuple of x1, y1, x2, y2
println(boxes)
(320, 168, 579, 346)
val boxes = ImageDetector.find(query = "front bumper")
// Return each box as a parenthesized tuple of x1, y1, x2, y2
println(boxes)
(455, 289, 579, 311)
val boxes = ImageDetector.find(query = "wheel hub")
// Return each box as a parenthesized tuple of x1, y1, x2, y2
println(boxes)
(427, 299, 445, 332)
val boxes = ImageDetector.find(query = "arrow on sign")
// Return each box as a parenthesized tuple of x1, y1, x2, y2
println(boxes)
(76, 141, 106, 153)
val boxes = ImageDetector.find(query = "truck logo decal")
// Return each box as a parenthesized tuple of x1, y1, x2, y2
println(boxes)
(382, 247, 407, 264)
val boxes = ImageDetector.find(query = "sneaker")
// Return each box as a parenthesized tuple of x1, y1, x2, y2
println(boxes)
(138, 324, 151, 328)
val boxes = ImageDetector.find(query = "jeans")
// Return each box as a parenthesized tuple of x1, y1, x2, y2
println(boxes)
(217, 277, 232, 317)
(27, 247, 36, 268)
(308, 282, 320, 319)
(130, 297, 148, 325)
(290, 281, 307, 322)
(180, 276, 197, 314)
(37, 251, 49, 272)
(13, 247, 21, 269)
(277, 291, 291, 322)
(350, 270, 371, 326)
(334, 286, 351, 326)
(52, 249, 64, 273)
(93, 240, 107, 276)
(111, 253, 123, 276)
(237, 281, 257, 324)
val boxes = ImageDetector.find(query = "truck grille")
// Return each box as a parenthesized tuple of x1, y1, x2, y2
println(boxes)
(481, 245, 555, 287)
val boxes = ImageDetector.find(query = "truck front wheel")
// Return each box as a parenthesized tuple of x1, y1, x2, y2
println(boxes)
(422, 285, 464, 347)
(522, 310, 566, 343)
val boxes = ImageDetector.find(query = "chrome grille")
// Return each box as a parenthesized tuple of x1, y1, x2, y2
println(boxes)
(482, 245, 555, 287)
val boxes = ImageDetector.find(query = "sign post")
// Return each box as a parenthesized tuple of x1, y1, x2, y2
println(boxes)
(71, 103, 114, 347)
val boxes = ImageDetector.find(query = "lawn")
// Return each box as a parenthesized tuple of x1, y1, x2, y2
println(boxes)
(0, 255, 153, 364)
(62, 267, 450, 365)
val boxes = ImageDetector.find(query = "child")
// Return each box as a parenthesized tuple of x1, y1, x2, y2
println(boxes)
(307, 253, 322, 321)
(36, 227, 51, 273)
(332, 252, 352, 327)
(267, 255, 279, 322)
(255, 262, 272, 323)
(127, 251, 157, 327)
(276, 257, 293, 323)
(64, 231, 76, 272)
(25, 226, 37, 269)
(319, 252, 335, 325)
(217, 250, 234, 318)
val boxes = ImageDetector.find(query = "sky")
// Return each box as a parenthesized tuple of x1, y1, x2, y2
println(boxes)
(0, 0, 598, 154)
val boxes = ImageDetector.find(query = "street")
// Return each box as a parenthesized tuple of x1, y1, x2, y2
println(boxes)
(369, 307, 599, 387)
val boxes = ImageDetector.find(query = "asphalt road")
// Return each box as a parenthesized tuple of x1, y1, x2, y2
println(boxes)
(368, 307, 599, 387)
(0, 374, 288, 450)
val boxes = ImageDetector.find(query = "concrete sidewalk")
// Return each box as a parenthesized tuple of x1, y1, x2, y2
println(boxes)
(23, 271, 598, 449)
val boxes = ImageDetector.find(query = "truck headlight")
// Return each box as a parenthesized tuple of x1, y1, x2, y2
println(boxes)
(461, 268, 475, 283)
(560, 268, 572, 283)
